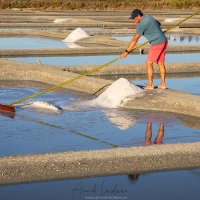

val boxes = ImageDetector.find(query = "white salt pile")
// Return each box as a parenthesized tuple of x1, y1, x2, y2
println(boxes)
(53, 18, 73, 23)
(61, 78, 143, 110)
(91, 78, 143, 108)
(20, 101, 61, 113)
(63, 27, 91, 43)
(164, 18, 183, 22)
(93, 78, 143, 108)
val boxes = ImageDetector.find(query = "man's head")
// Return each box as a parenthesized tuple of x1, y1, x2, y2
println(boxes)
(129, 9, 143, 23)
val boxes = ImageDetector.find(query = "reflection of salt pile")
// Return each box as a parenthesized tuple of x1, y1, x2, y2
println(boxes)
(103, 110, 136, 130)
(63, 42, 83, 48)
(92, 78, 143, 108)
(63, 27, 91, 43)
(20, 101, 61, 113)
(54, 18, 73, 23)
(164, 18, 183, 22)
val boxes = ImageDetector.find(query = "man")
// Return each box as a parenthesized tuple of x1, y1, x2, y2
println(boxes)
(120, 9, 168, 89)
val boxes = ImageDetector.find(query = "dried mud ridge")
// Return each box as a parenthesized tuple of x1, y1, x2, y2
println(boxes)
(0, 142, 200, 185)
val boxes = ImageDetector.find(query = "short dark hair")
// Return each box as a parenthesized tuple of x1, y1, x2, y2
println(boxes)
(129, 9, 143, 19)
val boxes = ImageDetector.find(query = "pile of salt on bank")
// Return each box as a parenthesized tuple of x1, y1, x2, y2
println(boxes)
(53, 18, 73, 23)
(92, 78, 143, 108)
(164, 18, 183, 22)
(19, 101, 61, 113)
(63, 28, 91, 43)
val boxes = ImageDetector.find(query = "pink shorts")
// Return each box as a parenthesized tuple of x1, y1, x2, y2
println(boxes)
(147, 40, 168, 63)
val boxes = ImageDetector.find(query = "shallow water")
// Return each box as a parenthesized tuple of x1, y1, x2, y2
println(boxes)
(1, 34, 199, 51)
(7, 53, 200, 66)
(0, 76, 199, 157)
(114, 35, 200, 46)
(1, 168, 200, 200)
(0, 37, 69, 49)
(132, 77, 200, 96)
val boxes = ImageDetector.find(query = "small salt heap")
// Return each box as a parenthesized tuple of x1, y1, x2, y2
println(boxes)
(63, 27, 91, 43)
(164, 18, 183, 22)
(53, 18, 73, 23)
(20, 101, 61, 113)
(92, 78, 143, 108)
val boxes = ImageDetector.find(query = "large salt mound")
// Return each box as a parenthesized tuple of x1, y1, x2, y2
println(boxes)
(63, 28, 91, 43)
(61, 78, 143, 110)
(93, 78, 143, 108)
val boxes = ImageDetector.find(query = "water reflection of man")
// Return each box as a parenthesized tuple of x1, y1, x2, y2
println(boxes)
(144, 123, 165, 145)
(128, 123, 165, 183)
(128, 174, 140, 183)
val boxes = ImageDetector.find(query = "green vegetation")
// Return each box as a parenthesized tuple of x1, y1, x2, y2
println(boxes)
(0, 0, 200, 10)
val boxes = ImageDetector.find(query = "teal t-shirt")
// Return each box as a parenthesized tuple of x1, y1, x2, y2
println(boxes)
(136, 15, 167, 45)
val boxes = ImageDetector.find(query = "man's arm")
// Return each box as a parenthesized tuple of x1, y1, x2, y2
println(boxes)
(120, 34, 141, 59)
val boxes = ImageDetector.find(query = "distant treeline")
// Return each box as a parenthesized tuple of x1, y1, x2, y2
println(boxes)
(0, 0, 200, 10)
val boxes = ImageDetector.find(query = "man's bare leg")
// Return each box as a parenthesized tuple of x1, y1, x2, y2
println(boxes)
(155, 124, 165, 144)
(144, 123, 153, 145)
(157, 62, 166, 89)
(143, 61, 154, 90)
